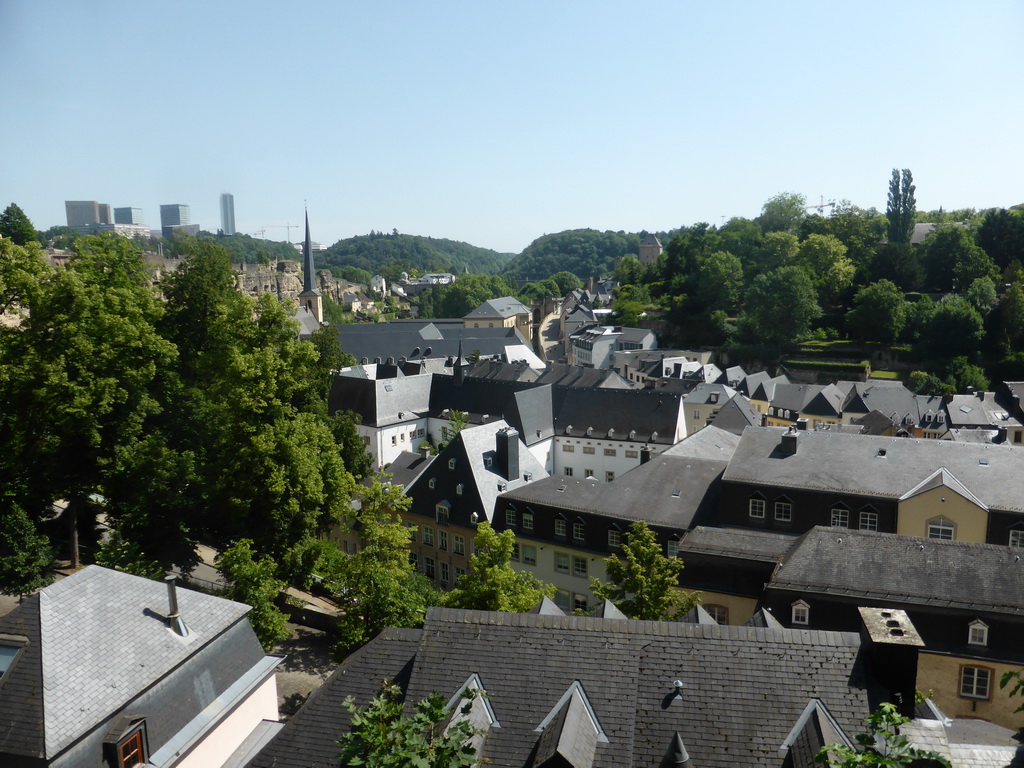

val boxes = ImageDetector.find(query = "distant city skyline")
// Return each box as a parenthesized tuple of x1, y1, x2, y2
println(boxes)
(4, 2, 1023, 254)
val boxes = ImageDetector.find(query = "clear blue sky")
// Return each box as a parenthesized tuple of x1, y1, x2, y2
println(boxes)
(2, 1, 1021, 254)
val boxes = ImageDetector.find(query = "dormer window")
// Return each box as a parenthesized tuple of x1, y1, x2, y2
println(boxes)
(456, 483, 464, 496)
(791, 600, 810, 626)
(928, 517, 955, 541)
(968, 620, 989, 646)
(937, 412, 945, 423)
(748, 496, 766, 519)
(428, 477, 436, 489)
(436, 502, 450, 525)
(448, 458, 457, 470)
(484, 457, 493, 468)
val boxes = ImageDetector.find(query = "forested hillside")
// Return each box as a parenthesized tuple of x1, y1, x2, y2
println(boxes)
(320, 230, 513, 278)
(501, 229, 641, 282)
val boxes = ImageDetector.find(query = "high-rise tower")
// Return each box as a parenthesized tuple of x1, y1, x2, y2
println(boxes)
(160, 204, 190, 228)
(219, 193, 236, 235)
(299, 210, 323, 324)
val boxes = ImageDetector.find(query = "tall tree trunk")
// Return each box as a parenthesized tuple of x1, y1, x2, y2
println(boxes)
(67, 500, 79, 569)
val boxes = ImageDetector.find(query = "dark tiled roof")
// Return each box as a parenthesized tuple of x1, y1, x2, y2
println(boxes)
(0, 593, 44, 760)
(499, 455, 726, 530)
(553, 386, 684, 444)
(771, 527, 1024, 615)
(280, 607, 875, 768)
(661, 425, 741, 460)
(249, 627, 422, 768)
(679, 526, 799, 563)
(328, 373, 433, 427)
(463, 296, 530, 320)
(706, 394, 761, 435)
(722, 427, 1024, 513)
(430, 377, 554, 446)
(334, 321, 530, 365)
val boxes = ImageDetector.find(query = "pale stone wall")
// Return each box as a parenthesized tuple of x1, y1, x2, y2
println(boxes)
(917, 652, 1020, 729)
(896, 485, 988, 543)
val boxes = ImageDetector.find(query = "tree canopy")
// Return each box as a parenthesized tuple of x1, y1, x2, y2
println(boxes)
(0, 203, 39, 246)
(886, 169, 917, 245)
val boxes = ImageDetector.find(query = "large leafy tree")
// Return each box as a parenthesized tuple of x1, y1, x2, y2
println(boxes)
(756, 192, 807, 234)
(338, 681, 480, 768)
(977, 207, 1024, 274)
(0, 202, 39, 246)
(797, 234, 854, 302)
(590, 521, 698, 620)
(217, 538, 289, 651)
(441, 522, 555, 612)
(922, 225, 981, 293)
(738, 266, 821, 346)
(0, 503, 54, 598)
(696, 250, 744, 311)
(922, 295, 985, 362)
(847, 280, 907, 343)
(334, 479, 434, 653)
(886, 169, 917, 246)
(816, 702, 950, 767)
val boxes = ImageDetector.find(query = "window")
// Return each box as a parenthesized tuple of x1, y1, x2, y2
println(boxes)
(749, 498, 766, 518)
(572, 555, 588, 577)
(435, 504, 450, 525)
(422, 526, 434, 547)
(453, 534, 465, 556)
(968, 620, 989, 646)
(608, 529, 622, 548)
(830, 507, 849, 528)
(437, 530, 448, 551)
(960, 666, 992, 699)
(555, 552, 569, 573)
(1011, 530, 1024, 548)
(455, 566, 466, 579)
(409, 552, 419, 568)
(400, 433, 406, 442)
(119, 730, 146, 768)
(791, 600, 809, 626)
(573, 593, 589, 612)
(555, 519, 567, 537)
(428, 477, 436, 489)
(407, 525, 417, 544)
(505, 509, 516, 527)
(510, 542, 520, 561)
(424, 557, 436, 578)
(583, 446, 595, 455)
(928, 517, 955, 541)
(693, 409, 701, 420)
(523, 512, 534, 531)
(604, 448, 616, 457)
(456, 483, 464, 496)
(584, 468, 595, 478)
(605, 471, 615, 482)
(391, 435, 397, 446)
(573, 521, 585, 541)
(625, 450, 639, 458)
(564, 467, 574, 477)
(523, 545, 537, 565)
(666, 540, 678, 558)
(562, 444, 575, 452)
(774, 501, 792, 522)
(555, 589, 571, 610)
(705, 605, 729, 624)
(448, 458, 456, 470)
(439, 562, 449, 584)
(859, 510, 879, 531)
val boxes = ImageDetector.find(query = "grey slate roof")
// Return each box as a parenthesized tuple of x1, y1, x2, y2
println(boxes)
(463, 296, 530, 320)
(334, 320, 530, 365)
(257, 607, 876, 768)
(0, 566, 261, 763)
(430, 376, 554, 446)
(553, 386, 684, 445)
(678, 525, 798, 564)
(499, 454, 727, 530)
(706, 394, 761, 435)
(662, 425, 741, 460)
(722, 426, 1024, 513)
(770, 527, 1024, 616)
(329, 371, 434, 427)
(534, 363, 635, 389)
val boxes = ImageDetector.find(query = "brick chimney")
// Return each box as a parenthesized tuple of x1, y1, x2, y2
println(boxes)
(495, 427, 521, 481)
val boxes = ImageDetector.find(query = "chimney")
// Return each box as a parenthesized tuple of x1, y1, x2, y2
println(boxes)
(857, 607, 923, 718)
(496, 427, 521, 481)
(640, 445, 652, 465)
(796, 417, 809, 431)
(780, 427, 799, 455)
(419, 444, 431, 460)
(165, 574, 189, 637)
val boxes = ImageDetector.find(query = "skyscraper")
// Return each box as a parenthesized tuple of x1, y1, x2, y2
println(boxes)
(160, 204, 190, 228)
(65, 200, 105, 229)
(219, 193, 236, 235)
(114, 207, 144, 225)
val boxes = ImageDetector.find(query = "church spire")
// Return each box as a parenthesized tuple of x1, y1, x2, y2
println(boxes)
(299, 208, 323, 324)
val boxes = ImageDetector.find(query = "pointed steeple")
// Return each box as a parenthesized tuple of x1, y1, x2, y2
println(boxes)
(299, 208, 323, 324)
(659, 732, 693, 768)
(453, 338, 465, 386)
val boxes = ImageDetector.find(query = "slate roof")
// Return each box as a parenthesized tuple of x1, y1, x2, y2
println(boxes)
(463, 296, 530, 320)
(378, 449, 435, 489)
(661, 425, 741, 460)
(328, 371, 433, 427)
(553, 386, 684, 445)
(948, 393, 1022, 430)
(737, 369, 772, 397)
(770, 527, 1024, 616)
(498, 454, 727, 530)
(681, 382, 737, 406)
(748, 374, 789, 402)
(334, 320, 531, 366)
(770, 383, 843, 418)
(254, 607, 876, 768)
(722, 426, 1024, 513)
(466, 359, 540, 382)
(707, 395, 762, 435)
(534, 363, 635, 389)
(249, 627, 422, 768)
(841, 382, 918, 421)
(430, 376, 554, 446)
(0, 566, 262, 763)
(678, 526, 798, 564)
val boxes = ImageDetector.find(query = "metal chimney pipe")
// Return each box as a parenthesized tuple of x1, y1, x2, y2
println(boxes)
(165, 574, 180, 620)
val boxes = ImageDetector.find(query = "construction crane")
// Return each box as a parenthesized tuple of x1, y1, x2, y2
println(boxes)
(262, 223, 301, 242)
(805, 196, 837, 216)
(251, 227, 266, 239)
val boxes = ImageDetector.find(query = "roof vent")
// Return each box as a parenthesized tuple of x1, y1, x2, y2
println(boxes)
(877, 448, 887, 457)
(164, 575, 189, 637)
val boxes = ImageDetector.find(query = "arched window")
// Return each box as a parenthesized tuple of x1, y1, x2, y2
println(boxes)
(927, 517, 955, 541)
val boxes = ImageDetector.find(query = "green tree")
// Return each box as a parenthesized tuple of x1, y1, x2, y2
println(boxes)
(334, 479, 433, 653)
(0, 503, 54, 599)
(965, 277, 997, 316)
(217, 538, 289, 651)
(908, 370, 949, 396)
(847, 281, 907, 343)
(590, 521, 699, 620)
(797, 234, 854, 302)
(615, 254, 644, 287)
(550, 270, 583, 295)
(0, 203, 39, 246)
(871, 243, 923, 292)
(738, 266, 821, 346)
(441, 522, 554, 612)
(923, 295, 985, 362)
(816, 702, 950, 767)
(748, 231, 799, 278)
(922, 226, 977, 292)
(945, 356, 989, 392)
(886, 169, 917, 246)
(337, 680, 480, 768)
(756, 192, 807, 234)
(717, 217, 762, 263)
(696, 250, 743, 311)
(951, 243, 999, 294)
(977, 207, 1024, 274)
